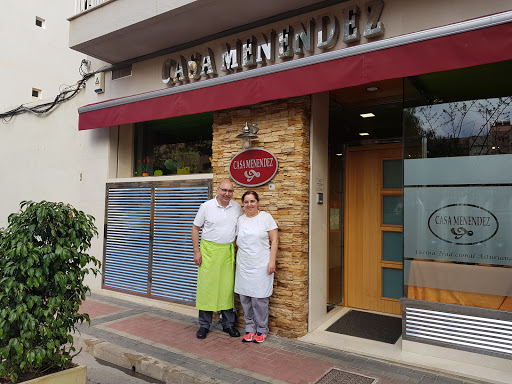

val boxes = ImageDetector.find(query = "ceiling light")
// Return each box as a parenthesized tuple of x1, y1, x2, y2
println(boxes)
(366, 86, 379, 92)
(336, 153, 343, 156)
(359, 132, 370, 136)
(360, 113, 375, 118)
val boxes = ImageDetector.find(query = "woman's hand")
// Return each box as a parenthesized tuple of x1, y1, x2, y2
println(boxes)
(268, 260, 276, 275)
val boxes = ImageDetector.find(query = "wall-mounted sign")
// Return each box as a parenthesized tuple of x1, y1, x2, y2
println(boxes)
(161, 0, 385, 86)
(229, 148, 278, 187)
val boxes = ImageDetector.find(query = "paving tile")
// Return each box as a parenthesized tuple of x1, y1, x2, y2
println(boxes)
(77, 295, 486, 384)
(434, 378, 464, 384)
(79, 299, 125, 319)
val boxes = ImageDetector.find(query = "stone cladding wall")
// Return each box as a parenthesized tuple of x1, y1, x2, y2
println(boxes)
(212, 95, 311, 338)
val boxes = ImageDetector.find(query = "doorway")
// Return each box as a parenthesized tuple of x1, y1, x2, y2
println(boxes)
(344, 143, 403, 315)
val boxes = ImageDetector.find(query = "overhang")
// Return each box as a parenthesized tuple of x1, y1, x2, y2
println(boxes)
(68, 0, 340, 64)
(78, 12, 512, 131)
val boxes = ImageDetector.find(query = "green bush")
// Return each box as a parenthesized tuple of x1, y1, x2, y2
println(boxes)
(0, 201, 101, 383)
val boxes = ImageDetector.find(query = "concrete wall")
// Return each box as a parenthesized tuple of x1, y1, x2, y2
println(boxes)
(308, 92, 330, 331)
(0, 0, 109, 291)
(78, 0, 512, 107)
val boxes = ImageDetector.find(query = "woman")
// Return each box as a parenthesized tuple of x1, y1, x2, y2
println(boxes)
(234, 191, 278, 343)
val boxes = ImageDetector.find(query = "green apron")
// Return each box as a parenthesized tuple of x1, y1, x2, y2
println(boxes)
(196, 239, 235, 311)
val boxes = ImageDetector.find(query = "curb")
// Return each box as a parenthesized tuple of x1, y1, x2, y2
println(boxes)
(73, 333, 224, 384)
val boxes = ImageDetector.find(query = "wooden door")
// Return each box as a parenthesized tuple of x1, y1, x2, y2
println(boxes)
(344, 144, 403, 315)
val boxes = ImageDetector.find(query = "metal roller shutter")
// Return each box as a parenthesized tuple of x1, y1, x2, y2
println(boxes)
(103, 179, 212, 304)
(151, 185, 209, 302)
(104, 187, 152, 294)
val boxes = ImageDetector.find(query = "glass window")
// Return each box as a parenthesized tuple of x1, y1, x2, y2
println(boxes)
(382, 268, 403, 299)
(383, 195, 403, 225)
(382, 231, 403, 262)
(134, 113, 213, 177)
(383, 159, 402, 189)
(403, 60, 512, 312)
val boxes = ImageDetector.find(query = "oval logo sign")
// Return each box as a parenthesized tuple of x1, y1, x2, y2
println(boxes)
(428, 204, 499, 245)
(229, 148, 278, 187)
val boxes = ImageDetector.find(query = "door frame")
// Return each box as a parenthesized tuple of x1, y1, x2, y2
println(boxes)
(343, 142, 403, 314)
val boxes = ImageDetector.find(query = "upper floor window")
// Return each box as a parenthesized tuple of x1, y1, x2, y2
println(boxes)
(35, 17, 45, 28)
(112, 65, 132, 80)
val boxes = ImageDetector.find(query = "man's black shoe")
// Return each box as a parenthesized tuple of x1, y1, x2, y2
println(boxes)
(196, 327, 209, 339)
(223, 326, 240, 337)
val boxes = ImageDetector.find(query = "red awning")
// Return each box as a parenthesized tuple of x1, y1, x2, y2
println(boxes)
(79, 19, 512, 130)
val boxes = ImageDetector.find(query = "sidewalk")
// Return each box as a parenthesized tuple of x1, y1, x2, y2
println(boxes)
(75, 293, 485, 384)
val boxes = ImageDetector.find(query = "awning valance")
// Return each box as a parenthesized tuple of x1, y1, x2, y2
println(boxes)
(78, 13, 512, 131)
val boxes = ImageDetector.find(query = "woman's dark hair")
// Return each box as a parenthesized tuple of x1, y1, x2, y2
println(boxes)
(241, 191, 259, 202)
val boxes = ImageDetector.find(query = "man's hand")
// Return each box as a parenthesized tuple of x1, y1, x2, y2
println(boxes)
(194, 250, 202, 266)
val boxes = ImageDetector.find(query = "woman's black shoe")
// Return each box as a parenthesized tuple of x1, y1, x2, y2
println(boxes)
(223, 326, 240, 337)
(196, 327, 209, 339)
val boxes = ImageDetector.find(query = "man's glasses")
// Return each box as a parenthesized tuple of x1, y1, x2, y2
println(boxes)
(218, 188, 234, 193)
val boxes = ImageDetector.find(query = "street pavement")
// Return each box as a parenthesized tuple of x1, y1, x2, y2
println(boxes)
(74, 293, 486, 384)
(73, 350, 164, 384)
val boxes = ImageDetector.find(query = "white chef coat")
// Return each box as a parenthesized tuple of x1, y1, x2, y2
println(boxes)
(193, 197, 243, 244)
(234, 211, 278, 298)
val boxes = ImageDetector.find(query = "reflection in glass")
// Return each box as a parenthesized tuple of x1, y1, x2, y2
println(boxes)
(383, 195, 403, 225)
(404, 97, 512, 159)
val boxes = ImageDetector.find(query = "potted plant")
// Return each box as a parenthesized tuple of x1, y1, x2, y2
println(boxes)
(164, 158, 184, 174)
(0, 201, 101, 383)
(137, 156, 151, 176)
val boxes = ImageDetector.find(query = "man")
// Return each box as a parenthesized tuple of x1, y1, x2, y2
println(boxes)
(191, 179, 243, 339)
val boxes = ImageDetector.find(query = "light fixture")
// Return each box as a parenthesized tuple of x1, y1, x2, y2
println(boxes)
(359, 132, 370, 136)
(366, 86, 379, 92)
(336, 153, 343, 156)
(360, 113, 375, 118)
(236, 122, 259, 149)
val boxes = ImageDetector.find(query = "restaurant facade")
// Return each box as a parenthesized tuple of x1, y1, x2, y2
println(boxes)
(69, 0, 512, 378)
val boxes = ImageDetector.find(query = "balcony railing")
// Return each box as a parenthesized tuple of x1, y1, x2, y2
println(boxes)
(74, 0, 109, 15)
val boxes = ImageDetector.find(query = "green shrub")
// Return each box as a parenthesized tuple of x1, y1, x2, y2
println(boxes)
(0, 201, 101, 383)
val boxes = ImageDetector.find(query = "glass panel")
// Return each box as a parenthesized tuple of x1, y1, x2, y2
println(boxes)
(403, 61, 512, 312)
(382, 232, 403, 262)
(383, 268, 403, 299)
(383, 160, 402, 189)
(383, 195, 403, 225)
(134, 112, 213, 177)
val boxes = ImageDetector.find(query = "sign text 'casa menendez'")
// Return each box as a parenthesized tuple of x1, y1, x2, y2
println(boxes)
(229, 148, 278, 187)
(162, 0, 385, 85)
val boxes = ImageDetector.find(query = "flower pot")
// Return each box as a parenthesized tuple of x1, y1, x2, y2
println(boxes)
(142, 172, 149, 177)
(177, 167, 190, 174)
(153, 170, 163, 176)
(22, 365, 86, 384)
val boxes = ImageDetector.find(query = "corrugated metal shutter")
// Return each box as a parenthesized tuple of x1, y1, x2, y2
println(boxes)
(401, 298, 512, 359)
(103, 179, 211, 304)
(104, 187, 152, 294)
(151, 185, 209, 302)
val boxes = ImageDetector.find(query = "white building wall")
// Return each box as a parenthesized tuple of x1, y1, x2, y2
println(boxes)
(0, 0, 108, 290)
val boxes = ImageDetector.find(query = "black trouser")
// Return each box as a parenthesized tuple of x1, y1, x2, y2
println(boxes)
(198, 309, 235, 329)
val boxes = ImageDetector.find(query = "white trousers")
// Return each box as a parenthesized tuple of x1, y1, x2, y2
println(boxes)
(239, 295, 269, 334)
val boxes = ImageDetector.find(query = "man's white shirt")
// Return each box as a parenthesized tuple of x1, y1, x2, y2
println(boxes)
(193, 197, 243, 244)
